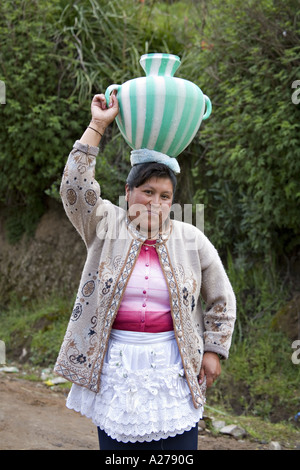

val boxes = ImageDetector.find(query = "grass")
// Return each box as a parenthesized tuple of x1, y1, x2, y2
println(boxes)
(0, 294, 74, 366)
(206, 323, 300, 424)
(204, 404, 300, 448)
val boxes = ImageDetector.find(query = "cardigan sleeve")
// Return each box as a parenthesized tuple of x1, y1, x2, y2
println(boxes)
(199, 236, 236, 359)
(59, 140, 112, 248)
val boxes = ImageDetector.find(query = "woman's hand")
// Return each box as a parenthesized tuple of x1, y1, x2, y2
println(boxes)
(198, 352, 221, 388)
(90, 92, 119, 135)
(79, 92, 119, 146)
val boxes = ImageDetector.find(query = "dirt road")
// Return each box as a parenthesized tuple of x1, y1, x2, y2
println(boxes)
(0, 372, 283, 451)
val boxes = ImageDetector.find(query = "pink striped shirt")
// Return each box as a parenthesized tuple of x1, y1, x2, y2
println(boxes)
(112, 240, 173, 333)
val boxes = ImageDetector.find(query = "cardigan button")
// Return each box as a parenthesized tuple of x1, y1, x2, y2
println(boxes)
(196, 397, 202, 404)
(177, 331, 183, 338)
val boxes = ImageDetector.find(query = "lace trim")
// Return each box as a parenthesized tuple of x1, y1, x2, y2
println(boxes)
(66, 331, 203, 442)
(67, 362, 203, 442)
(67, 384, 202, 442)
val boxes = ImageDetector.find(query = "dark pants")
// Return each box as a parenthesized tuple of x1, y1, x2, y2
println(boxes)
(98, 425, 198, 450)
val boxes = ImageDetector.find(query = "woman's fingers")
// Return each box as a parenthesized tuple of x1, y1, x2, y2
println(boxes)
(91, 94, 107, 110)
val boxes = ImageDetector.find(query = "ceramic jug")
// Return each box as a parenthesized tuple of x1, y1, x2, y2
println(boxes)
(105, 53, 212, 157)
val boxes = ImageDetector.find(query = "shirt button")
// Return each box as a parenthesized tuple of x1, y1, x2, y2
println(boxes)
(145, 247, 149, 251)
(143, 290, 146, 294)
(145, 276, 148, 280)
(141, 319, 145, 323)
(142, 303, 146, 307)
(145, 263, 149, 267)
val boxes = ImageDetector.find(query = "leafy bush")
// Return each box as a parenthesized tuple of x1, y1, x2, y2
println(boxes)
(0, 0, 196, 241)
(189, 0, 300, 260)
(0, 294, 74, 366)
(211, 316, 300, 422)
(0, 0, 84, 241)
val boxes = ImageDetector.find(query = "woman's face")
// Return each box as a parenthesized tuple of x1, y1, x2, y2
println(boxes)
(125, 176, 173, 237)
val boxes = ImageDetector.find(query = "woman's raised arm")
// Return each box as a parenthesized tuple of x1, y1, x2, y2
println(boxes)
(59, 93, 119, 246)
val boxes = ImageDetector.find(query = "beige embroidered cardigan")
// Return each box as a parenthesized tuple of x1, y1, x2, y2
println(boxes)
(54, 141, 236, 409)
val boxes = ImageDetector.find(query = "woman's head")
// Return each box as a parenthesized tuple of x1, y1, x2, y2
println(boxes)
(126, 162, 177, 194)
(125, 162, 177, 237)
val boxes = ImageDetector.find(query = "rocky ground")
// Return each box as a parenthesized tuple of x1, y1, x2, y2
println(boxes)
(1, 369, 298, 451)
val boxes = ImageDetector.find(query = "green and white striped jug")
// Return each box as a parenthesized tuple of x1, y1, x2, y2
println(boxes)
(105, 53, 212, 157)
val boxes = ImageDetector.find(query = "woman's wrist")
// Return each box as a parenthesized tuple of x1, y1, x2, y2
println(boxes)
(204, 351, 223, 360)
(79, 120, 107, 147)
(89, 119, 107, 136)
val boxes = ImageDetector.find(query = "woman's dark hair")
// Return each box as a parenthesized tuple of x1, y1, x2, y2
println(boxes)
(126, 162, 177, 198)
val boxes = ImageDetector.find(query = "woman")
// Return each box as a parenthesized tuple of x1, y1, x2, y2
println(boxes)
(54, 93, 236, 450)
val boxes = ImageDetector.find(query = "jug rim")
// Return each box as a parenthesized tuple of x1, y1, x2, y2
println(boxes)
(140, 52, 180, 61)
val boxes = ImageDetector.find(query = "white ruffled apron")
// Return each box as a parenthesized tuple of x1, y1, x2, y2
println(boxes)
(66, 329, 203, 443)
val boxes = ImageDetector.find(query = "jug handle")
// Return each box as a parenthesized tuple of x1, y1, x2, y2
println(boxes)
(202, 95, 212, 120)
(105, 84, 120, 107)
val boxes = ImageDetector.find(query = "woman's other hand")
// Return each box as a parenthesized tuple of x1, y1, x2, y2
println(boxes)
(198, 352, 221, 388)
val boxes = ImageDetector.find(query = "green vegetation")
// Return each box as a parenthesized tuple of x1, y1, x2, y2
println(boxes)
(0, 0, 299, 427)
(0, 295, 74, 366)
(190, 0, 300, 260)
(204, 407, 300, 448)
(210, 317, 300, 421)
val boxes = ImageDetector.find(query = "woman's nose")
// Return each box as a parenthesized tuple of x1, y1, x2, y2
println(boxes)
(150, 195, 161, 205)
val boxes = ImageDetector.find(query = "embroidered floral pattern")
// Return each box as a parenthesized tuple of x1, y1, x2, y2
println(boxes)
(85, 189, 97, 206)
(156, 243, 205, 408)
(102, 278, 113, 295)
(66, 188, 77, 205)
(71, 303, 82, 321)
(191, 295, 195, 312)
(82, 280, 95, 297)
(70, 353, 87, 365)
(183, 287, 189, 306)
(213, 303, 225, 313)
(90, 240, 141, 392)
(73, 150, 95, 174)
(182, 287, 196, 312)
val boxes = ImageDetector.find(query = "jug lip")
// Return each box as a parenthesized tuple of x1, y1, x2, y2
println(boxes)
(140, 52, 180, 62)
